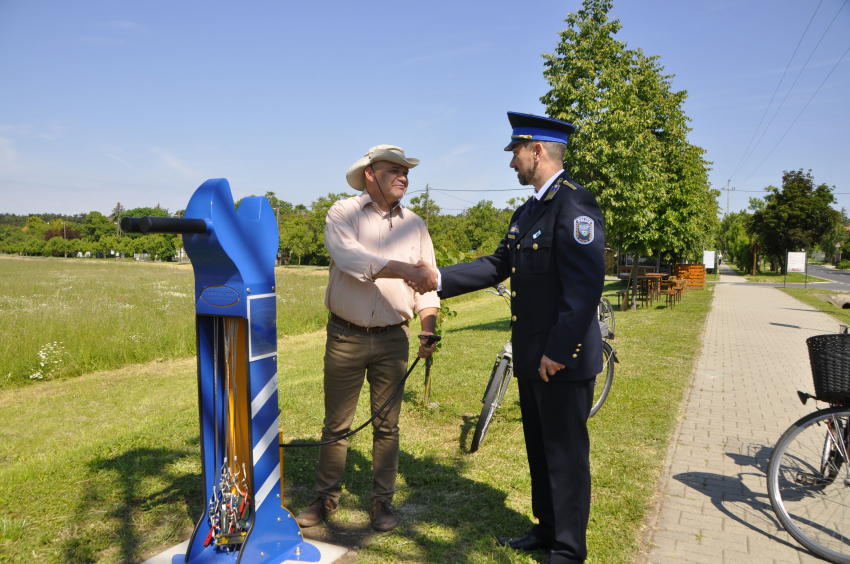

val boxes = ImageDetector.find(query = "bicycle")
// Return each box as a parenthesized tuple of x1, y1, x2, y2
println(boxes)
(767, 330, 850, 563)
(469, 284, 618, 453)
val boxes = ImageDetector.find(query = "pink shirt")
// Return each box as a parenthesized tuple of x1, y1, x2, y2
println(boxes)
(324, 192, 439, 327)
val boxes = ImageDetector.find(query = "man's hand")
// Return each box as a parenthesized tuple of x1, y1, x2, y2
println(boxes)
(405, 260, 438, 294)
(418, 331, 438, 358)
(538, 354, 565, 382)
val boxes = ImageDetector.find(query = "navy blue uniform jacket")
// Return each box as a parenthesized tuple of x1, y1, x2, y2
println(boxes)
(439, 172, 605, 381)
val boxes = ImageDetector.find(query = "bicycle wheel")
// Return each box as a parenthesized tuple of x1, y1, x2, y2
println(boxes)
(767, 407, 850, 563)
(598, 297, 615, 338)
(589, 341, 614, 418)
(471, 357, 512, 453)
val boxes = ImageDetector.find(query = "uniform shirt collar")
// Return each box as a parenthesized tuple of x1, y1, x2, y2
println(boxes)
(534, 169, 565, 201)
(359, 191, 405, 219)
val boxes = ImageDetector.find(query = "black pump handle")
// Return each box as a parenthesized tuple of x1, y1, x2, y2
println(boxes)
(120, 216, 207, 235)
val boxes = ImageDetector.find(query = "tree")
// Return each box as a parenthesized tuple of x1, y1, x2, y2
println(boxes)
(540, 0, 716, 307)
(82, 211, 114, 242)
(749, 170, 840, 273)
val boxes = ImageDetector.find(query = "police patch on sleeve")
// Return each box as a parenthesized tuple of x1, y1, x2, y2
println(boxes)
(574, 216, 594, 244)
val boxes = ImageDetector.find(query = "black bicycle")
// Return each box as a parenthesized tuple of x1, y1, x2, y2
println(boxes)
(469, 285, 618, 453)
(767, 331, 850, 563)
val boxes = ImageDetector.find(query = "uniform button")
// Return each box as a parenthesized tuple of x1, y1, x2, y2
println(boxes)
(572, 354, 578, 358)
(512, 267, 516, 273)
(511, 315, 517, 322)
(517, 243, 521, 249)
(577, 343, 582, 347)
(575, 348, 580, 352)
(507, 244, 511, 249)
(511, 291, 516, 297)
(533, 243, 538, 250)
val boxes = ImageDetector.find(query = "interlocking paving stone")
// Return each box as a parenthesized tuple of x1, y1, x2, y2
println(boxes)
(640, 269, 842, 564)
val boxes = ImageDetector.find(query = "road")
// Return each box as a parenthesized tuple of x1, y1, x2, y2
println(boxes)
(804, 261, 850, 287)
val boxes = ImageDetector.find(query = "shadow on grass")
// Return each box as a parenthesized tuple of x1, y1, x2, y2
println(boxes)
(64, 445, 202, 564)
(288, 447, 536, 563)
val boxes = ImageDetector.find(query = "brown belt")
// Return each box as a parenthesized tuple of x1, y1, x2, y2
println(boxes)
(330, 313, 408, 334)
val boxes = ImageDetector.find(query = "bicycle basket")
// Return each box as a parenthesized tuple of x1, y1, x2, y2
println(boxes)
(806, 334, 850, 402)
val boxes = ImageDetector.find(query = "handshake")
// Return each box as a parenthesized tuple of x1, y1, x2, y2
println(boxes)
(404, 260, 439, 294)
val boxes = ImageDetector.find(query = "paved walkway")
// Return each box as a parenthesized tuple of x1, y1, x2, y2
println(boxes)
(641, 266, 844, 563)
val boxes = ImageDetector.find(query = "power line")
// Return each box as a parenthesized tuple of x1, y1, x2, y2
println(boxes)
(431, 189, 478, 205)
(732, 0, 848, 180)
(738, 42, 850, 187)
(729, 0, 824, 179)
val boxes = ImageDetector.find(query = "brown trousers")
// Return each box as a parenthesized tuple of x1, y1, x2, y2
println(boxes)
(315, 318, 410, 504)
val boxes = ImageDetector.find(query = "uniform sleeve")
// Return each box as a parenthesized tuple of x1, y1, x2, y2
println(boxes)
(437, 209, 520, 299)
(413, 223, 440, 312)
(324, 201, 390, 282)
(545, 192, 606, 368)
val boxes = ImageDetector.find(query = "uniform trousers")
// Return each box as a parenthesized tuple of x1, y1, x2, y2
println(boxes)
(315, 318, 410, 504)
(517, 376, 595, 564)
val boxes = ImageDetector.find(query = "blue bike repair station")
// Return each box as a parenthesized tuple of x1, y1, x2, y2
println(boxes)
(122, 178, 320, 564)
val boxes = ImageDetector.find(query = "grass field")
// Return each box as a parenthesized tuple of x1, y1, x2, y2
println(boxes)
(0, 257, 331, 388)
(725, 262, 826, 283)
(0, 261, 714, 563)
(780, 287, 850, 327)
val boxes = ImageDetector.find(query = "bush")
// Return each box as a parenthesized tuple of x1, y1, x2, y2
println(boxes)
(837, 260, 850, 270)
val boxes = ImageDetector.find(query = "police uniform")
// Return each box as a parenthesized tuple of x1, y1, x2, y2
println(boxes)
(439, 113, 605, 564)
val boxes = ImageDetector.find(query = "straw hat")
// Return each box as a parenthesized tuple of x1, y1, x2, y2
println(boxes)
(346, 145, 420, 190)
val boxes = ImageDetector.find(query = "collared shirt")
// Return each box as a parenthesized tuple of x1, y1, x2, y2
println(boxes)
(324, 191, 439, 327)
(534, 169, 564, 201)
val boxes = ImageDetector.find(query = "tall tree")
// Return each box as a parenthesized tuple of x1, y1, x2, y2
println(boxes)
(540, 0, 715, 306)
(749, 170, 840, 272)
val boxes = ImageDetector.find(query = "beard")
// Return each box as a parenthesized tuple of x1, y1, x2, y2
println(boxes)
(515, 161, 537, 186)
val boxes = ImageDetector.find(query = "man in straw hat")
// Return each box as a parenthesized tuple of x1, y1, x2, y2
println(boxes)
(295, 144, 440, 532)
(411, 113, 605, 563)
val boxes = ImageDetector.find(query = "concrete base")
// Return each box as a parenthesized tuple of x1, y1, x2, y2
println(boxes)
(143, 539, 348, 564)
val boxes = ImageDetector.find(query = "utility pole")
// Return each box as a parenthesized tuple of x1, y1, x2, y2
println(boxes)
(424, 183, 430, 229)
(725, 180, 735, 217)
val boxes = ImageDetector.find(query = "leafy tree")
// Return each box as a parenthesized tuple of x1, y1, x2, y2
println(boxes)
(540, 0, 716, 307)
(749, 170, 840, 272)
(408, 193, 441, 228)
(279, 213, 312, 265)
(82, 211, 115, 242)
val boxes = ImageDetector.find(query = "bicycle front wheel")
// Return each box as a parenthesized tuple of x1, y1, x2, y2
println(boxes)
(471, 357, 512, 453)
(767, 407, 850, 563)
(589, 341, 614, 418)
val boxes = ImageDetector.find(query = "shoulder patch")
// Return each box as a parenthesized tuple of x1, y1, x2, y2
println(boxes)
(573, 216, 594, 244)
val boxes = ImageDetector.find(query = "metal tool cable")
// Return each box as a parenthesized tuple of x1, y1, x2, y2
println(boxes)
(281, 335, 440, 448)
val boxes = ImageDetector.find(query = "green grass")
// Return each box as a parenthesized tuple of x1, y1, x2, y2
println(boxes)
(0, 266, 714, 564)
(0, 257, 332, 389)
(725, 262, 825, 283)
(780, 287, 850, 327)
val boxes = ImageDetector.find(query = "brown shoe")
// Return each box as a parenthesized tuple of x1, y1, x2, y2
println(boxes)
(295, 497, 337, 527)
(370, 499, 399, 532)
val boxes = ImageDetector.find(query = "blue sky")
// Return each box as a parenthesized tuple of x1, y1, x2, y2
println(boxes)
(1, 0, 848, 217)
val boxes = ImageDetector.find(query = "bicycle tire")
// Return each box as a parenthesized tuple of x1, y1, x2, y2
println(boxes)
(599, 297, 615, 338)
(767, 406, 850, 563)
(589, 341, 614, 418)
(471, 357, 511, 453)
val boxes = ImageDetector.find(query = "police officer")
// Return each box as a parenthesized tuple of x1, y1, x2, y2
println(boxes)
(425, 112, 606, 563)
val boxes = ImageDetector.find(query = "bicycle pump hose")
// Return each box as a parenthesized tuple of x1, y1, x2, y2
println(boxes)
(280, 334, 440, 448)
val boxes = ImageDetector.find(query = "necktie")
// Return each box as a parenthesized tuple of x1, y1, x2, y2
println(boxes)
(527, 196, 537, 216)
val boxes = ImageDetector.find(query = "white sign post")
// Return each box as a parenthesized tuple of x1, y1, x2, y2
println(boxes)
(786, 250, 808, 288)
(703, 250, 716, 272)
